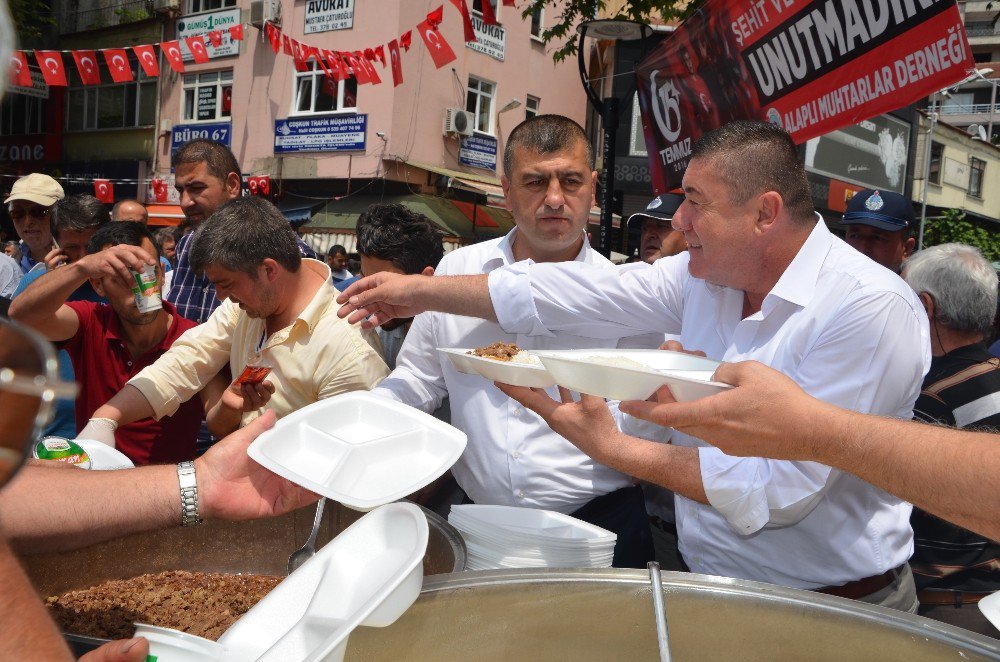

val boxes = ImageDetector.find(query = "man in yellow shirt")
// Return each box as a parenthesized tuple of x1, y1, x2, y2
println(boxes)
(88, 197, 388, 440)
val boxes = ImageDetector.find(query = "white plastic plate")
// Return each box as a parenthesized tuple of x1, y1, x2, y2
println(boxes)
(247, 392, 467, 511)
(438, 347, 556, 388)
(981, 590, 1000, 630)
(533, 349, 731, 402)
(133, 623, 224, 662)
(218, 502, 429, 662)
(75, 439, 135, 471)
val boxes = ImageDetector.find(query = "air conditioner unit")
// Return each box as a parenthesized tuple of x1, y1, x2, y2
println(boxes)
(250, 0, 280, 27)
(152, 0, 179, 14)
(443, 108, 475, 137)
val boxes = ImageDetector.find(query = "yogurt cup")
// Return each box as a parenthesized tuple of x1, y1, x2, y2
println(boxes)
(32, 436, 91, 469)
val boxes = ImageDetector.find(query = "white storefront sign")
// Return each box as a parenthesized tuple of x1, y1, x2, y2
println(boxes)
(467, 15, 505, 61)
(177, 8, 241, 61)
(305, 0, 354, 34)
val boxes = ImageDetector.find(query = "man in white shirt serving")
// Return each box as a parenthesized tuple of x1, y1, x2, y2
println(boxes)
(339, 120, 931, 610)
(371, 115, 660, 568)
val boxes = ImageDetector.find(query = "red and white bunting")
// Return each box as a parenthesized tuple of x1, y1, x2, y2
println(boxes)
(35, 50, 68, 86)
(133, 45, 159, 77)
(151, 178, 168, 203)
(418, 9, 456, 69)
(103, 48, 134, 83)
(185, 36, 210, 64)
(247, 175, 270, 196)
(161, 41, 185, 73)
(72, 50, 102, 85)
(388, 39, 403, 87)
(94, 179, 114, 203)
(9, 51, 32, 87)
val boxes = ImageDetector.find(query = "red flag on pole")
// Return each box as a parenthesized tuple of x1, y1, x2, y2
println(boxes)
(94, 180, 114, 204)
(418, 12, 457, 69)
(9, 52, 32, 87)
(388, 39, 403, 87)
(448, 0, 477, 43)
(151, 178, 168, 203)
(229, 24, 244, 41)
(35, 51, 68, 86)
(103, 49, 134, 83)
(185, 36, 210, 64)
(400, 31, 412, 52)
(133, 45, 159, 76)
(161, 41, 185, 73)
(481, 0, 498, 26)
(72, 50, 102, 85)
(265, 23, 281, 53)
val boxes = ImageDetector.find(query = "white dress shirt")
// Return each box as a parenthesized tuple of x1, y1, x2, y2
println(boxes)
(488, 219, 931, 589)
(374, 228, 661, 513)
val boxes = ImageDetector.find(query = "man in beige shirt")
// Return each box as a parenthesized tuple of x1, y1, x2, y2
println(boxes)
(89, 197, 388, 440)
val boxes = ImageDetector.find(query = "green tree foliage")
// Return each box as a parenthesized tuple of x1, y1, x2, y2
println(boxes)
(922, 208, 1000, 261)
(10, 0, 55, 43)
(525, 0, 703, 61)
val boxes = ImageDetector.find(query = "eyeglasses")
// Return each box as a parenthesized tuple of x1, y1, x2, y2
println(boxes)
(8, 206, 50, 221)
(0, 318, 78, 488)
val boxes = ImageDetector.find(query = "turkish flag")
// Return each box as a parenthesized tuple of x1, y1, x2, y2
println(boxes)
(208, 30, 223, 48)
(103, 49, 134, 83)
(282, 35, 293, 56)
(133, 45, 159, 76)
(481, 0, 498, 26)
(448, 0, 477, 43)
(229, 24, 244, 41)
(388, 39, 403, 87)
(373, 45, 386, 67)
(327, 50, 350, 81)
(292, 40, 313, 72)
(35, 51, 68, 87)
(247, 176, 270, 196)
(400, 31, 412, 52)
(151, 178, 168, 203)
(354, 51, 380, 85)
(418, 18, 457, 69)
(94, 180, 114, 204)
(427, 5, 444, 26)
(343, 51, 370, 85)
(265, 23, 281, 54)
(9, 52, 32, 87)
(72, 50, 102, 85)
(186, 36, 210, 64)
(161, 41, 185, 73)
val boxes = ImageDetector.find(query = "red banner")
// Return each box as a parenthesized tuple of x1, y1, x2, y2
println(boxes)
(635, 0, 973, 193)
(103, 49, 134, 83)
(418, 15, 457, 69)
(9, 52, 32, 87)
(35, 51, 68, 86)
(185, 36, 210, 64)
(133, 45, 159, 77)
(161, 41, 185, 73)
(72, 51, 102, 85)
(388, 39, 403, 87)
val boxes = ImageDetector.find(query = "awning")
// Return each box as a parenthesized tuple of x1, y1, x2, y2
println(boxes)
(274, 194, 325, 227)
(302, 193, 514, 240)
(147, 204, 184, 227)
(403, 160, 502, 187)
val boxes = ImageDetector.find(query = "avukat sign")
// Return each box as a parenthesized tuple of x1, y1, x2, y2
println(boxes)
(635, 0, 973, 193)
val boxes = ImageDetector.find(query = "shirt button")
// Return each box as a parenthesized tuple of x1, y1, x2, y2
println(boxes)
(513, 407, 523, 415)
(126, 361, 132, 367)
(513, 451, 521, 459)
(518, 490, 525, 498)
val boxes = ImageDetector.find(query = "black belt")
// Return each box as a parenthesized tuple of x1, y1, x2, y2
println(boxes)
(815, 564, 906, 600)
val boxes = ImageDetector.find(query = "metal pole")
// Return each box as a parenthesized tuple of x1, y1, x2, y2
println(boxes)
(599, 98, 618, 258)
(648, 562, 672, 662)
(918, 94, 938, 251)
(988, 80, 997, 143)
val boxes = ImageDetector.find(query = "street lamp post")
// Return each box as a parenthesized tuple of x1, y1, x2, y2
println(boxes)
(576, 19, 652, 258)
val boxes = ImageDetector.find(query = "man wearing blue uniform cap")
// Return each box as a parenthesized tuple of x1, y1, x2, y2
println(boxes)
(840, 188, 915, 273)
(628, 193, 687, 264)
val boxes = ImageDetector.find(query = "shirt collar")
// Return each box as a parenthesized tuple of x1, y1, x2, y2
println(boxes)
(481, 227, 597, 272)
(289, 259, 335, 335)
(18, 241, 36, 272)
(762, 214, 832, 311)
(103, 300, 182, 352)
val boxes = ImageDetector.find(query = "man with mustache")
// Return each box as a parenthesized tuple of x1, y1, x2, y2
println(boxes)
(370, 115, 660, 568)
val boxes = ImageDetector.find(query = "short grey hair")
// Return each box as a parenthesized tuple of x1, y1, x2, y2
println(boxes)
(189, 197, 301, 276)
(50, 194, 110, 238)
(904, 243, 998, 336)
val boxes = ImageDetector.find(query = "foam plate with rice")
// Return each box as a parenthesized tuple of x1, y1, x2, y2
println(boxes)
(438, 347, 556, 388)
(532, 348, 731, 401)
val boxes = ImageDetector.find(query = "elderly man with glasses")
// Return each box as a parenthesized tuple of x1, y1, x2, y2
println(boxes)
(4, 173, 63, 274)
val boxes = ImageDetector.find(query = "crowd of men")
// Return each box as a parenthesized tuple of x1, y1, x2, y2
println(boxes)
(2, 114, 1000, 661)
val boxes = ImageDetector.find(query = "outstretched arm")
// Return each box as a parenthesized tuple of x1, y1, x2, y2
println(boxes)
(337, 272, 495, 328)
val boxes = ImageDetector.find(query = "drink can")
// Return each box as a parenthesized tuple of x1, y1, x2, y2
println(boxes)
(131, 262, 162, 313)
(32, 436, 92, 469)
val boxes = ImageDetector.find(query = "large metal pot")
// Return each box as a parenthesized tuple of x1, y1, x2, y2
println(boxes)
(344, 569, 1000, 661)
(25, 501, 464, 597)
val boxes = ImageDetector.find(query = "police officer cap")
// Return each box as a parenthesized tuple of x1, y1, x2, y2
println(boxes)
(841, 189, 914, 232)
(627, 193, 684, 226)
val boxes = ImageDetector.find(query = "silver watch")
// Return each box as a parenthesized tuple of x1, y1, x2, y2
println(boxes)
(177, 461, 202, 527)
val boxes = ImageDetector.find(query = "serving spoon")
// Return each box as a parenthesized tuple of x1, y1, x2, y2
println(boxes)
(287, 497, 327, 574)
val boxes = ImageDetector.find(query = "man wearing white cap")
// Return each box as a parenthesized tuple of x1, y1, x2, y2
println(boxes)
(4, 173, 64, 274)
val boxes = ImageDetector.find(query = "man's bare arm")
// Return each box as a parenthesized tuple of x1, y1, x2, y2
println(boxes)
(620, 361, 1000, 542)
(336, 272, 495, 328)
(91, 383, 157, 428)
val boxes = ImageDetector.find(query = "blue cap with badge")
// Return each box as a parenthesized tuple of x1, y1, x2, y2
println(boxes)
(840, 188, 914, 232)
(627, 193, 684, 225)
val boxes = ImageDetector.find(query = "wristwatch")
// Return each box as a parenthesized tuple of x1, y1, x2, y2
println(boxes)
(177, 461, 203, 527)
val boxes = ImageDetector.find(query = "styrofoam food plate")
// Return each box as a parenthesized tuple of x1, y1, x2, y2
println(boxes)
(450, 505, 616, 541)
(248, 392, 466, 511)
(134, 623, 224, 661)
(981, 590, 1000, 629)
(438, 347, 556, 388)
(75, 439, 135, 470)
(533, 348, 731, 402)
(218, 502, 428, 662)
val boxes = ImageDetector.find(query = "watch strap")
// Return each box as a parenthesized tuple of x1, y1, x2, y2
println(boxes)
(177, 461, 202, 527)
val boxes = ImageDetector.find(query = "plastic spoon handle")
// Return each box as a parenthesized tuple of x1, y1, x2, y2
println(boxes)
(287, 498, 327, 574)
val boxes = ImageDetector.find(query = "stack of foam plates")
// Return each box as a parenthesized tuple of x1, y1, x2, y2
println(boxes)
(449, 505, 617, 570)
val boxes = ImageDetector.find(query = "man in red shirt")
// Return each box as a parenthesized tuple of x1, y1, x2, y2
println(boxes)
(9, 223, 216, 465)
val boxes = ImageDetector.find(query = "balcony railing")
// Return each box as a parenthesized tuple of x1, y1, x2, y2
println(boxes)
(940, 103, 1000, 115)
(965, 26, 1000, 37)
(58, 0, 155, 34)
